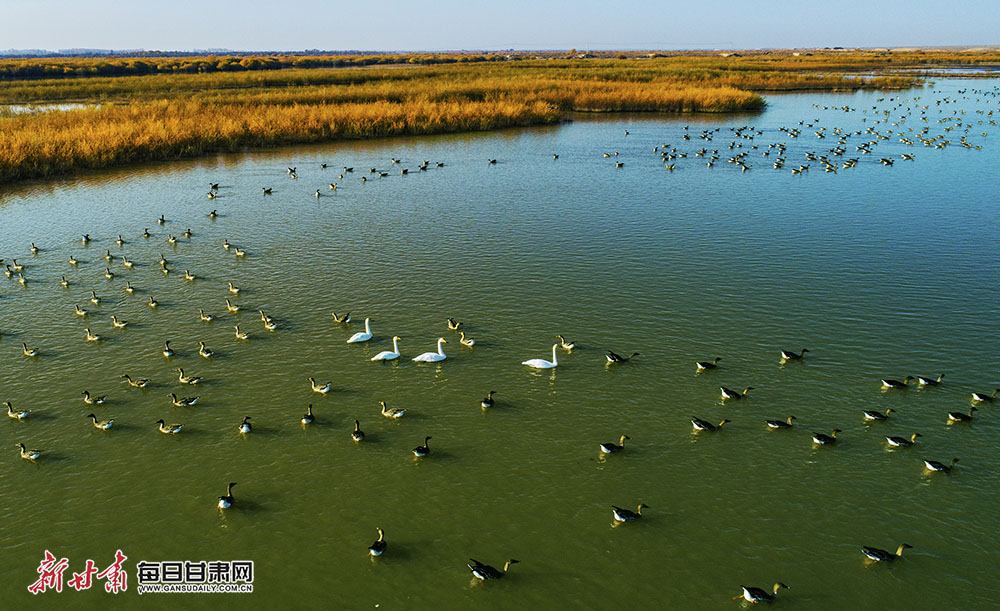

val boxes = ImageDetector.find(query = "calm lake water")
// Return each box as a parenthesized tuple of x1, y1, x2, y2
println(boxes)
(1, 78, 998, 609)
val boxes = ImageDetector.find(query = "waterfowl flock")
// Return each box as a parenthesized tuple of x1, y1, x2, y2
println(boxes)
(1, 82, 998, 604)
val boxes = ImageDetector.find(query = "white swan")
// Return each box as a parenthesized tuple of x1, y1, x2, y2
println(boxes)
(347, 318, 373, 343)
(523, 344, 558, 369)
(412, 338, 447, 362)
(371, 336, 401, 361)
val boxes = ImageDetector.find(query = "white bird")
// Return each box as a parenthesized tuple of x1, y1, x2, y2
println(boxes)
(412, 338, 448, 362)
(371, 336, 402, 361)
(522, 344, 559, 369)
(347, 318, 373, 343)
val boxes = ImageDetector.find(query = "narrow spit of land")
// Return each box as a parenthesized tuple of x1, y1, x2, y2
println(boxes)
(1, 49, 995, 185)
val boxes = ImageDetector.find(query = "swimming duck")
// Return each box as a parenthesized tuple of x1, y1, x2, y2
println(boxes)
(199, 309, 214, 322)
(29, 243, 39, 254)
(447, 318, 462, 331)
(121, 374, 149, 388)
(720, 386, 753, 400)
(412, 436, 432, 457)
(600, 435, 630, 454)
(812, 429, 841, 445)
(381, 401, 405, 419)
(90, 291, 102, 305)
(369, 529, 386, 556)
(110, 315, 128, 329)
(696, 357, 721, 371)
(68, 256, 79, 266)
(692, 417, 730, 432)
(22, 343, 38, 357)
(459, 331, 476, 347)
(225, 299, 240, 313)
(218, 482, 236, 509)
(222, 239, 231, 250)
(347, 318, 373, 343)
(862, 543, 912, 562)
(81, 391, 108, 405)
(863, 408, 894, 421)
(234, 326, 249, 340)
(238, 416, 252, 434)
(352, 420, 365, 442)
(971, 389, 999, 402)
(125, 281, 134, 293)
(168, 393, 198, 407)
(735, 583, 790, 604)
(227, 282, 240, 295)
(923, 458, 958, 473)
(413, 338, 447, 363)
(481, 391, 497, 408)
(177, 368, 202, 385)
(881, 376, 914, 389)
(765, 416, 796, 429)
(309, 377, 331, 394)
(468, 559, 518, 581)
(167, 234, 178, 245)
(5, 401, 29, 421)
(301, 405, 315, 425)
(555, 334, 576, 351)
(84, 328, 102, 342)
(198, 342, 214, 358)
(104, 268, 115, 280)
(182, 228, 193, 238)
(331, 311, 351, 323)
(780, 348, 809, 360)
(75, 305, 89, 317)
(115, 235, 125, 247)
(523, 344, 558, 369)
(103, 250, 112, 262)
(947, 407, 976, 423)
(208, 210, 218, 219)
(16, 443, 42, 461)
(141, 228, 151, 238)
(612, 503, 648, 523)
(162, 341, 174, 357)
(606, 350, 639, 363)
(148, 296, 159, 308)
(916, 374, 944, 386)
(61, 276, 70, 287)
(370, 336, 401, 361)
(886, 433, 921, 447)
(87, 413, 114, 430)
(184, 270, 196, 281)
(233, 247, 246, 257)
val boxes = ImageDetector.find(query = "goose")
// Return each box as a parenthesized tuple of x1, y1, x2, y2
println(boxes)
(162, 341, 174, 357)
(103, 250, 112, 262)
(780, 348, 809, 360)
(347, 318, 373, 343)
(368, 528, 386, 556)
(16, 443, 42, 462)
(555, 334, 576, 351)
(141, 228, 151, 238)
(61, 276, 70, 288)
(218, 482, 236, 509)
(412, 436, 432, 457)
(606, 350, 639, 363)
(210, 182, 219, 190)
(90, 291, 102, 305)
(447, 318, 462, 331)
(238, 416, 252, 434)
(158, 254, 168, 267)
(5, 401, 29, 420)
(481, 391, 497, 408)
(308, 377, 331, 394)
(121, 256, 134, 268)
(881, 376, 913, 389)
(862, 543, 912, 562)
(263, 319, 277, 331)
(234, 326, 249, 340)
(600, 435, 630, 454)
(300, 404, 316, 424)
(314, 189, 321, 198)
(167, 234, 178, 245)
(225, 299, 240, 313)
(413, 338, 447, 363)
(29, 242, 39, 254)
(222, 239, 231, 250)
(124, 281, 134, 293)
(916, 374, 944, 386)
(10, 259, 25, 271)
(691, 417, 730, 432)
(82, 234, 91, 243)
(121, 374, 150, 388)
(147, 296, 159, 308)
(206, 191, 216, 199)
(75, 305, 89, 317)
(923, 458, 958, 473)
(3, 264, 12, 277)
(184, 270, 196, 281)
(262, 187, 272, 194)
(947, 407, 976, 423)
(84, 328, 102, 342)
(68, 256, 79, 266)
(522, 344, 558, 369)
(612, 503, 648, 523)
(199, 309, 214, 322)
(695, 357, 721, 371)
(352, 420, 365, 442)
(81, 391, 108, 405)
(198, 342, 214, 358)
(331, 311, 351, 323)
(167, 393, 198, 407)
(328, 182, 337, 191)
(735, 583, 790, 604)
(227, 282, 240, 295)
(233, 247, 246, 257)
(110, 315, 128, 329)
(863, 408, 894, 421)
(208, 210, 218, 218)
(258, 310, 273, 324)
(370, 336, 401, 361)
(17, 273, 27, 286)
(720, 386, 753, 400)
(87, 413, 114, 430)
(177, 368, 202, 385)
(115, 235, 125, 247)
(22, 343, 38, 357)
(812, 429, 841, 445)
(765, 416, 796, 429)
(459, 331, 476, 347)
(468, 559, 519, 581)
(886, 433, 921, 447)
(381, 401, 405, 419)
(971, 389, 1000, 402)
(104, 268, 115, 280)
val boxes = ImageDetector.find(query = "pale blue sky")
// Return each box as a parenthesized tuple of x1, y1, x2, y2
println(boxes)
(2, 0, 998, 52)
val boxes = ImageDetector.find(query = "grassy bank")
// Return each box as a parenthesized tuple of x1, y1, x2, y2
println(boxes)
(0, 52, 955, 184)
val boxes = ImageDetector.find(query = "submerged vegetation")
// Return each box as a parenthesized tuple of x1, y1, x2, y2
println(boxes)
(2, 48, 993, 184)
